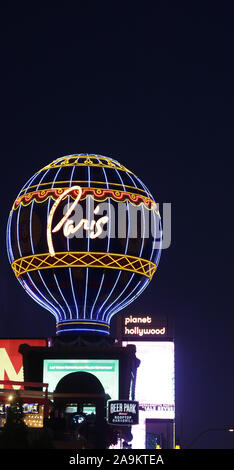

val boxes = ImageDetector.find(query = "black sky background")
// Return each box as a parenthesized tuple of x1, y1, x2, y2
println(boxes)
(0, 3, 234, 449)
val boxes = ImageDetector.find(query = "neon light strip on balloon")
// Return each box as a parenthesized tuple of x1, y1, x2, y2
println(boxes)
(17, 178, 150, 199)
(67, 165, 79, 319)
(11, 252, 156, 279)
(130, 169, 162, 267)
(106, 230, 153, 320)
(17, 179, 151, 198)
(103, 169, 144, 322)
(16, 169, 61, 322)
(48, 166, 73, 321)
(38, 154, 133, 174)
(19, 277, 61, 320)
(107, 221, 161, 322)
(90, 165, 111, 321)
(56, 320, 110, 329)
(56, 310, 110, 335)
(133, 172, 154, 201)
(6, 168, 34, 262)
(13, 187, 158, 213)
(90, 163, 111, 322)
(105, 170, 161, 321)
(104, 179, 146, 323)
(30, 175, 64, 322)
(30, 166, 65, 322)
(107, 216, 162, 322)
(83, 165, 91, 319)
(57, 327, 110, 336)
(108, 277, 150, 323)
(6, 210, 14, 263)
(96, 167, 131, 319)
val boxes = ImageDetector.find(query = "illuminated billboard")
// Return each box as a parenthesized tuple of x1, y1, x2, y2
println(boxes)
(122, 340, 174, 448)
(122, 341, 175, 420)
(0, 339, 47, 389)
(43, 359, 119, 400)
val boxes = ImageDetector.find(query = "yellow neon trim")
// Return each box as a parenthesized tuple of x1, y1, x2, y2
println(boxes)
(11, 251, 157, 280)
(56, 321, 110, 328)
(20, 180, 150, 196)
(36, 155, 133, 174)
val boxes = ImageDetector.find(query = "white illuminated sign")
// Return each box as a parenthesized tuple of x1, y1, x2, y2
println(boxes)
(122, 340, 175, 449)
(123, 341, 175, 419)
(108, 400, 139, 425)
(125, 326, 166, 337)
(47, 185, 109, 256)
(123, 315, 167, 339)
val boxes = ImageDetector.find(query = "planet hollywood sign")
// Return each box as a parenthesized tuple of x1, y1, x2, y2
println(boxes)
(121, 314, 168, 340)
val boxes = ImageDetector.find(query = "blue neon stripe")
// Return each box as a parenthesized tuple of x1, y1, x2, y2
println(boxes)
(17, 170, 41, 198)
(19, 276, 60, 321)
(151, 204, 162, 265)
(9, 168, 42, 262)
(6, 167, 39, 263)
(105, 194, 145, 321)
(108, 250, 157, 319)
(90, 164, 111, 321)
(104, 169, 140, 320)
(53, 272, 73, 318)
(48, 166, 73, 320)
(105, 170, 161, 321)
(6, 211, 14, 263)
(57, 328, 109, 335)
(133, 173, 153, 199)
(98, 168, 130, 319)
(57, 318, 109, 326)
(83, 165, 91, 318)
(106, 201, 159, 321)
(128, 170, 162, 263)
(29, 168, 64, 321)
(107, 277, 150, 321)
(67, 164, 79, 319)
(16, 190, 60, 321)
(128, 171, 162, 265)
(105, 198, 146, 322)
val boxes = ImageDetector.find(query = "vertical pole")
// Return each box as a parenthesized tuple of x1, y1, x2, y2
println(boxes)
(173, 421, 176, 449)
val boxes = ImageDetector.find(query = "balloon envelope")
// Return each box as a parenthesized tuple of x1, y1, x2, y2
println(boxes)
(7, 154, 162, 336)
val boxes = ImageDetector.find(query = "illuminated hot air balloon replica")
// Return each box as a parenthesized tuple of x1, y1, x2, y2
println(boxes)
(7, 154, 162, 336)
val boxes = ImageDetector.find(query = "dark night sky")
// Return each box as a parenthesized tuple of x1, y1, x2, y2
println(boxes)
(0, 3, 234, 449)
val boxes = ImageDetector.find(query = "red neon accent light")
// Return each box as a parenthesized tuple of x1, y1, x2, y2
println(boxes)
(13, 187, 156, 211)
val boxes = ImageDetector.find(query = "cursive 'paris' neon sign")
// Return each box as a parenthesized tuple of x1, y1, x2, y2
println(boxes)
(47, 185, 109, 256)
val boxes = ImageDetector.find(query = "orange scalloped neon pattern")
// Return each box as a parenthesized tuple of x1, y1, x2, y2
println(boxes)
(13, 187, 158, 212)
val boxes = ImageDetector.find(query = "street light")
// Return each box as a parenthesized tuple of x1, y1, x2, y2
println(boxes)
(186, 427, 234, 448)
